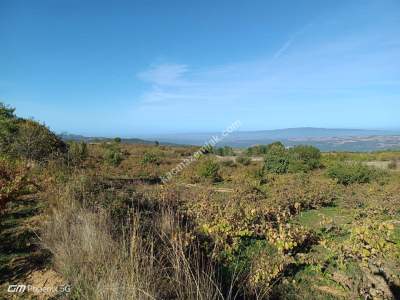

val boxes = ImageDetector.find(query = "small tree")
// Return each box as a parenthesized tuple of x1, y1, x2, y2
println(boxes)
(0, 103, 18, 155)
(264, 143, 289, 174)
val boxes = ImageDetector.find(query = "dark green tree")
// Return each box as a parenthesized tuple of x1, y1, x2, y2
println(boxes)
(264, 142, 289, 174)
(0, 103, 18, 154)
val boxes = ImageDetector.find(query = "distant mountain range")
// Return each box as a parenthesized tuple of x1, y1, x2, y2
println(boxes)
(59, 133, 157, 145)
(151, 128, 400, 152)
(60, 128, 400, 152)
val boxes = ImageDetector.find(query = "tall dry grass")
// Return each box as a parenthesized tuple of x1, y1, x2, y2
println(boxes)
(42, 174, 225, 300)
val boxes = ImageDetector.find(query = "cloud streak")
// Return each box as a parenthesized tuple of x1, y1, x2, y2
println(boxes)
(134, 3, 400, 130)
(137, 63, 189, 86)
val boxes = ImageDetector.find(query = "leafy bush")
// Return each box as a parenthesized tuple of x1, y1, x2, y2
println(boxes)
(104, 147, 123, 166)
(327, 162, 379, 185)
(197, 159, 221, 182)
(247, 142, 286, 156)
(0, 158, 36, 211)
(264, 143, 289, 174)
(247, 145, 268, 155)
(141, 152, 160, 165)
(0, 103, 18, 154)
(11, 119, 67, 161)
(288, 145, 321, 172)
(214, 146, 235, 156)
(68, 141, 88, 165)
(1, 102, 67, 161)
(264, 143, 321, 174)
(237, 156, 251, 166)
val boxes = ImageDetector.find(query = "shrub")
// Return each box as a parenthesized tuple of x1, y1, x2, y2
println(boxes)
(104, 147, 123, 166)
(221, 160, 236, 167)
(288, 145, 321, 172)
(11, 119, 67, 161)
(1, 102, 67, 161)
(247, 145, 267, 155)
(0, 158, 36, 211)
(197, 159, 221, 182)
(214, 146, 235, 156)
(264, 143, 321, 174)
(141, 152, 160, 165)
(264, 143, 289, 174)
(0, 103, 18, 154)
(327, 162, 379, 185)
(388, 160, 397, 170)
(237, 156, 251, 166)
(68, 141, 88, 165)
(114, 137, 122, 143)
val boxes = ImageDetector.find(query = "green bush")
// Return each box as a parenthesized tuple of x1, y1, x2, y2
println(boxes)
(0, 103, 18, 154)
(68, 141, 88, 165)
(197, 159, 221, 182)
(247, 145, 267, 155)
(214, 146, 235, 156)
(237, 156, 251, 166)
(288, 145, 321, 172)
(326, 162, 379, 185)
(1, 103, 67, 161)
(141, 152, 160, 165)
(11, 119, 67, 161)
(264, 143, 289, 174)
(104, 147, 123, 166)
(264, 143, 321, 174)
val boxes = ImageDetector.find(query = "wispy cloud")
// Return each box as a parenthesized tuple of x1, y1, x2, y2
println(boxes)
(272, 23, 312, 60)
(137, 63, 189, 86)
(134, 3, 400, 130)
(138, 31, 399, 106)
(273, 38, 294, 60)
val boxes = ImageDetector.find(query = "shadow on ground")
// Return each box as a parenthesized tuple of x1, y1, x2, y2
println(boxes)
(0, 197, 51, 297)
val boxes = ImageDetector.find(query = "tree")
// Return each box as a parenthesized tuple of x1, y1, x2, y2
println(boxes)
(0, 103, 18, 154)
(264, 143, 289, 174)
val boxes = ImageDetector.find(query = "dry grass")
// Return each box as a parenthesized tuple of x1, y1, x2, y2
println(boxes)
(42, 175, 224, 300)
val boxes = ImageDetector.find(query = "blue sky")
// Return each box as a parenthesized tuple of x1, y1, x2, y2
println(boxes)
(1, 0, 399, 136)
